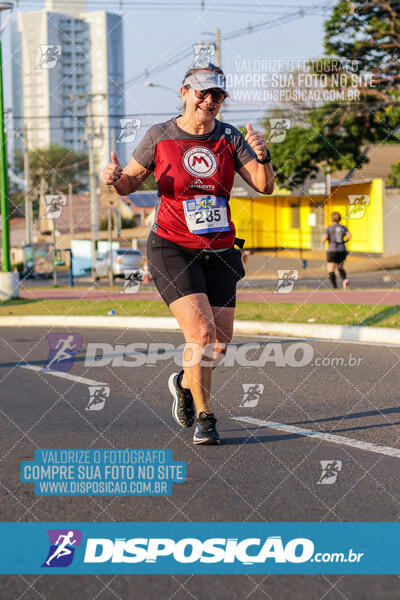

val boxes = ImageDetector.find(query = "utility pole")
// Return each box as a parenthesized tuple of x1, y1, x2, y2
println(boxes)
(215, 28, 221, 67)
(68, 182, 73, 237)
(23, 124, 32, 247)
(215, 29, 223, 121)
(50, 171, 57, 286)
(87, 97, 98, 281)
(108, 205, 113, 287)
(111, 126, 121, 239)
(70, 91, 106, 280)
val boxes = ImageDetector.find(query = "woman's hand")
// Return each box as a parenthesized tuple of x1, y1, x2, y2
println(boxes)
(245, 122, 267, 160)
(102, 151, 123, 186)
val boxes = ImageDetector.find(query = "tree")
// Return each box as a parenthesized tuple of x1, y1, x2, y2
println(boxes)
(14, 145, 88, 194)
(387, 159, 400, 187)
(270, 0, 400, 189)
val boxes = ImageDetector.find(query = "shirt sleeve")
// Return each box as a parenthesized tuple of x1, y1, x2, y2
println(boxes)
(232, 128, 256, 171)
(132, 128, 156, 171)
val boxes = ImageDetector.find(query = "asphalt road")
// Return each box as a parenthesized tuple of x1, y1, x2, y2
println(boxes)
(1, 327, 400, 599)
(19, 267, 400, 290)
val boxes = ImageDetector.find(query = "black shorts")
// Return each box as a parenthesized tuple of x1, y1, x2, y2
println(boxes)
(147, 231, 245, 307)
(327, 251, 348, 264)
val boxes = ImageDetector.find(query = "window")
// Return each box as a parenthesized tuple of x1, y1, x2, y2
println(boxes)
(290, 204, 300, 229)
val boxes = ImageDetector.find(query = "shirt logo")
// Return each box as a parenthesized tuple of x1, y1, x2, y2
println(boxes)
(189, 178, 215, 191)
(182, 147, 218, 178)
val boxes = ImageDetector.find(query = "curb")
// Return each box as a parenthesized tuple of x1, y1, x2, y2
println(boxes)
(1, 315, 400, 345)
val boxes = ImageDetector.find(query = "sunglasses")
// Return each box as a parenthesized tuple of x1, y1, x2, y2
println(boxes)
(193, 88, 227, 103)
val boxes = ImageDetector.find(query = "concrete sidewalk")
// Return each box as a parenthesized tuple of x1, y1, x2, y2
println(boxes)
(19, 287, 400, 305)
(2, 314, 400, 345)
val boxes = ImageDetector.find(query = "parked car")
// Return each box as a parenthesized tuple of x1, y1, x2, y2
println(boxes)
(94, 248, 144, 281)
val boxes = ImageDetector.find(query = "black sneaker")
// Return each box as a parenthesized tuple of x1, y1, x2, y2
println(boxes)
(193, 412, 220, 445)
(168, 371, 195, 428)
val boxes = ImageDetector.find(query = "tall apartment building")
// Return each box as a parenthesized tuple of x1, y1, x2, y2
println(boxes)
(11, 0, 125, 173)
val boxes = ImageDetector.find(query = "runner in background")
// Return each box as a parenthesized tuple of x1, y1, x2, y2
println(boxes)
(322, 212, 351, 289)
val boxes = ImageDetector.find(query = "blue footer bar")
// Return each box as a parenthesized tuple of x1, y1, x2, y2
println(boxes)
(0, 522, 398, 574)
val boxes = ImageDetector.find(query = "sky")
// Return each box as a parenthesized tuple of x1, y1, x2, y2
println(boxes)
(3, 0, 336, 139)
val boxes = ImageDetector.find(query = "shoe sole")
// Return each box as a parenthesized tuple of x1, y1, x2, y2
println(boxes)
(168, 373, 193, 428)
(193, 434, 221, 445)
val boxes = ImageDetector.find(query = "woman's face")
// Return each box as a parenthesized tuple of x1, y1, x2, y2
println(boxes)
(181, 72, 222, 125)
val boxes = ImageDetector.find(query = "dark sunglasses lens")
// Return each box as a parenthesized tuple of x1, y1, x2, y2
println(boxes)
(195, 89, 226, 102)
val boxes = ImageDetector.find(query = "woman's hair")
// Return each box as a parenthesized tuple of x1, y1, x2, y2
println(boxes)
(180, 62, 226, 113)
(331, 211, 341, 223)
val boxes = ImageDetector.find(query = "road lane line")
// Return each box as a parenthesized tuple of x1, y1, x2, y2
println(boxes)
(232, 415, 400, 459)
(21, 365, 107, 387)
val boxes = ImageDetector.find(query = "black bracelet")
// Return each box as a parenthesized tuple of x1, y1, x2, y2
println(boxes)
(256, 149, 271, 164)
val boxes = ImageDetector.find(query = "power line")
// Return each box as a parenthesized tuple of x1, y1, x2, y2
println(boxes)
(123, 5, 331, 88)
(16, 0, 335, 8)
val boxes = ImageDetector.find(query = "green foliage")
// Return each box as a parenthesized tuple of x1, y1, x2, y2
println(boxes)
(387, 160, 400, 187)
(11, 262, 24, 273)
(140, 171, 158, 191)
(269, 0, 400, 189)
(14, 145, 88, 194)
(99, 215, 141, 231)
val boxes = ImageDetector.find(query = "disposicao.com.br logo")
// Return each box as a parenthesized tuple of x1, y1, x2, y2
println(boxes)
(82, 536, 363, 566)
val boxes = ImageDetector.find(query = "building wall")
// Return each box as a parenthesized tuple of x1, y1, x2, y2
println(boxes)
(81, 11, 124, 172)
(383, 188, 400, 256)
(17, 11, 51, 149)
(13, 8, 124, 175)
(230, 179, 387, 254)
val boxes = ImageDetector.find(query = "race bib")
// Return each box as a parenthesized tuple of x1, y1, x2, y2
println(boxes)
(183, 196, 230, 234)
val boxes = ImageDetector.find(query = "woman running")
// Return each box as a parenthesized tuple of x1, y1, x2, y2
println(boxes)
(322, 211, 351, 289)
(102, 63, 274, 444)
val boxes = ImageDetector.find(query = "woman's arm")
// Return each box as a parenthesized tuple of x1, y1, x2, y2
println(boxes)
(113, 156, 152, 196)
(102, 152, 152, 196)
(237, 159, 275, 195)
(236, 123, 274, 194)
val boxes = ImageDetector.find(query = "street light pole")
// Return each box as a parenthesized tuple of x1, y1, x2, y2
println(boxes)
(0, 2, 17, 299)
(70, 91, 106, 280)
(0, 2, 13, 273)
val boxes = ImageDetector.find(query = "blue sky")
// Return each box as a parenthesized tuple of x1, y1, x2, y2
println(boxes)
(4, 1, 335, 132)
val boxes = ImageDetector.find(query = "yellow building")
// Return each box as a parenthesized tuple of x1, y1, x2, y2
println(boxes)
(230, 178, 393, 255)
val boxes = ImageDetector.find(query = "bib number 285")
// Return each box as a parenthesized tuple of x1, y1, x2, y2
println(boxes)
(183, 196, 230, 234)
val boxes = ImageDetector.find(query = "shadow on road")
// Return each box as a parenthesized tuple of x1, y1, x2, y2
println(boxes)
(357, 305, 400, 326)
(289, 405, 400, 425)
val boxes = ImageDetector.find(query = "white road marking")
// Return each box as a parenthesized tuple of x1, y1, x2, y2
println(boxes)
(21, 365, 107, 387)
(232, 415, 400, 459)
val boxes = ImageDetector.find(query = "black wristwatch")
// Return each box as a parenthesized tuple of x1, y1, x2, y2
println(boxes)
(256, 149, 271, 164)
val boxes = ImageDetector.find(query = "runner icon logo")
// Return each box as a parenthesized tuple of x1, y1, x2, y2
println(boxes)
(345, 195, 370, 219)
(118, 118, 142, 143)
(191, 43, 215, 68)
(42, 194, 67, 219)
(121, 269, 144, 294)
(36, 45, 62, 69)
(182, 147, 218, 178)
(42, 529, 82, 567)
(267, 119, 291, 143)
(43, 333, 82, 372)
(317, 460, 342, 485)
(86, 386, 110, 411)
(240, 384, 264, 407)
(274, 270, 299, 294)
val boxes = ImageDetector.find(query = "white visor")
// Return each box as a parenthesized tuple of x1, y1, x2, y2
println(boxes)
(183, 72, 228, 96)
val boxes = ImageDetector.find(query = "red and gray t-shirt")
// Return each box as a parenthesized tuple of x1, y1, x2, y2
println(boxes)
(132, 117, 255, 249)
